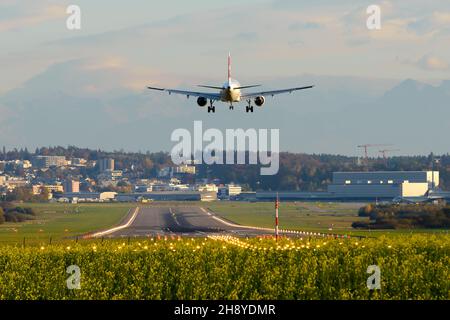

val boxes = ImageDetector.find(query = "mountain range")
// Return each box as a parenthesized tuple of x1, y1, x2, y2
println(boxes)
(0, 59, 449, 156)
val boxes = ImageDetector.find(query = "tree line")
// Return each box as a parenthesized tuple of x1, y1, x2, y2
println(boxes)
(354, 203, 450, 229)
(2, 146, 449, 191)
(0, 203, 36, 224)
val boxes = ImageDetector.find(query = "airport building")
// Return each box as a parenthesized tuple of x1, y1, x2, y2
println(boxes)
(255, 171, 441, 202)
(327, 171, 438, 200)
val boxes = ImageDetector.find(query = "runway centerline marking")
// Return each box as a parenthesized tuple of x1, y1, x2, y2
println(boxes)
(169, 207, 181, 226)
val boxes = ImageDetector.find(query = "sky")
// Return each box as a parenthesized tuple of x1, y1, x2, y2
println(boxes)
(1, 0, 450, 156)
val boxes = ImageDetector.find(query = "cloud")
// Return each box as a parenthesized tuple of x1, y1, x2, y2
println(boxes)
(271, 0, 356, 10)
(233, 32, 259, 42)
(0, 3, 66, 32)
(338, 1, 448, 45)
(3, 0, 450, 99)
(416, 54, 449, 70)
(289, 21, 322, 31)
(408, 11, 450, 36)
(340, 1, 418, 44)
(81, 57, 125, 71)
(398, 54, 449, 71)
(0, 56, 198, 149)
(287, 40, 304, 47)
(2, 53, 450, 155)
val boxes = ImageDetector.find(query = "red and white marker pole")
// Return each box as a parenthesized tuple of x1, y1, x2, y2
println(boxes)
(275, 192, 279, 241)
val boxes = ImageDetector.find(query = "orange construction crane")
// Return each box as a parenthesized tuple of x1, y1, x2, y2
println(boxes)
(357, 144, 392, 159)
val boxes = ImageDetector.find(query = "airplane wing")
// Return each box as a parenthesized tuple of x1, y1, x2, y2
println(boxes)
(241, 85, 314, 98)
(147, 86, 221, 100)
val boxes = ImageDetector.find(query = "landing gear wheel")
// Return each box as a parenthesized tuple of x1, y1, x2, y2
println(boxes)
(208, 99, 216, 113)
(246, 106, 254, 113)
(229, 105, 234, 110)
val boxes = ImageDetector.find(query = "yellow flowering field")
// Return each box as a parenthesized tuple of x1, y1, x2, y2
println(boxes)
(0, 235, 448, 300)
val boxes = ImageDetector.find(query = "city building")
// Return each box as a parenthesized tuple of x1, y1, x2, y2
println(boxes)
(172, 184, 191, 191)
(16, 160, 32, 169)
(169, 177, 181, 184)
(32, 184, 64, 195)
(57, 192, 117, 202)
(64, 180, 80, 193)
(327, 171, 438, 199)
(0, 160, 32, 170)
(200, 191, 217, 202)
(0, 175, 5, 186)
(98, 170, 123, 181)
(70, 158, 87, 167)
(135, 185, 153, 193)
(173, 164, 196, 175)
(32, 185, 42, 196)
(218, 184, 242, 199)
(97, 180, 118, 188)
(158, 165, 196, 178)
(196, 184, 218, 193)
(32, 156, 66, 168)
(99, 158, 115, 172)
(157, 167, 171, 178)
(5, 178, 28, 190)
(150, 183, 174, 191)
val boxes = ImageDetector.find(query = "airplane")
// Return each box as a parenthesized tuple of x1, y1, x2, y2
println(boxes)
(147, 53, 314, 113)
(392, 195, 445, 204)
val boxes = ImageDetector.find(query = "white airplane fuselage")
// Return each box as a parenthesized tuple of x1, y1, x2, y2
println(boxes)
(220, 79, 241, 103)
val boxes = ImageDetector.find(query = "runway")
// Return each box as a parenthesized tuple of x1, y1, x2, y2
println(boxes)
(93, 206, 276, 238)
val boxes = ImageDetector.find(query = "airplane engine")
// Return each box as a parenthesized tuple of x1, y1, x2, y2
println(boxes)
(197, 97, 207, 107)
(254, 96, 265, 107)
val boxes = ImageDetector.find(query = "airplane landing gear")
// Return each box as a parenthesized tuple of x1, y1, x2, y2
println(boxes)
(229, 105, 234, 110)
(246, 99, 253, 113)
(208, 100, 216, 113)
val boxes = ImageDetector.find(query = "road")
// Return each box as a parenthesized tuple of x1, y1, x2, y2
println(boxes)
(95, 206, 276, 238)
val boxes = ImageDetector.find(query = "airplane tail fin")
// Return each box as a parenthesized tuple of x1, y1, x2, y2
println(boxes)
(228, 52, 231, 83)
